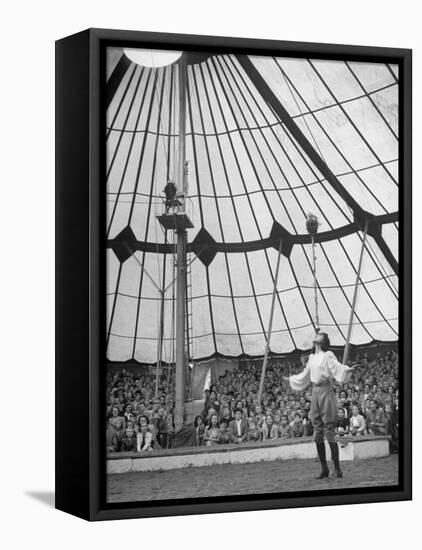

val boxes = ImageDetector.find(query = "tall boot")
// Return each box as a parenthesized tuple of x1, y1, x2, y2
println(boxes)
(315, 441, 329, 479)
(329, 441, 343, 478)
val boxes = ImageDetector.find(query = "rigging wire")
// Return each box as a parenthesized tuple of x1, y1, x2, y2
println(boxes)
(281, 58, 399, 331)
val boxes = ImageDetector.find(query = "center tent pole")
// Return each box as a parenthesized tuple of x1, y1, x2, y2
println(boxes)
(342, 219, 369, 364)
(174, 54, 188, 433)
(257, 239, 283, 404)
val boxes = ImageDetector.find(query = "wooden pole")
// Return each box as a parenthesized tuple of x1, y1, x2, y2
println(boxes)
(257, 239, 283, 404)
(311, 234, 320, 331)
(174, 55, 187, 432)
(155, 289, 165, 397)
(342, 220, 368, 364)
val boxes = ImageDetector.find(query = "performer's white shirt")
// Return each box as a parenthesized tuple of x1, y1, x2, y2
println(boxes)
(289, 350, 352, 392)
(235, 419, 242, 436)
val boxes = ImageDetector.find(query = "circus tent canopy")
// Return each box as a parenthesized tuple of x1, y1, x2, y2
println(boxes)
(106, 48, 399, 364)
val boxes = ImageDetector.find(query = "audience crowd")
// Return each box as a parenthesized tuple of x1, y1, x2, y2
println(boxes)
(106, 347, 399, 454)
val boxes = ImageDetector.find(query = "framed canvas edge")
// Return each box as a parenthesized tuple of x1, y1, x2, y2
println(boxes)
(56, 28, 412, 522)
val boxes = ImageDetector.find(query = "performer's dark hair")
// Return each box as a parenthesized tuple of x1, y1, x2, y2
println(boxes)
(312, 331, 330, 353)
(319, 332, 330, 351)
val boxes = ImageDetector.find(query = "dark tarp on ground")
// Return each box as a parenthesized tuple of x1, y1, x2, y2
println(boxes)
(171, 424, 196, 448)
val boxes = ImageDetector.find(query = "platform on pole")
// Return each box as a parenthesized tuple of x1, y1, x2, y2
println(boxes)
(157, 213, 194, 231)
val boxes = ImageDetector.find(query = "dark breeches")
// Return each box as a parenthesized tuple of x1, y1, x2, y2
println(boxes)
(310, 385, 337, 444)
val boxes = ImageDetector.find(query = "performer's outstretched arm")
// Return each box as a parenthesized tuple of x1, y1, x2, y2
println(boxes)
(326, 351, 355, 384)
(283, 364, 311, 391)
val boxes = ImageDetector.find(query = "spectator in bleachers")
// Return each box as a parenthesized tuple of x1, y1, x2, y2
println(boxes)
(262, 414, 279, 441)
(247, 418, 262, 442)
(109, 406, 126, 430)
(136, 424, 153, 452)
(337, 390, 350, 418)
(349, 404, 366, 436)
(157, 406, 172, 449)
(105, 346, 398, 453)
(220, 406, 233, 425)
(106, 420, 119, 453)
(278, 415, 292, 439)
(302, 405, 314, 436)
(194, 415, 205, 446)
(335, 407, 349, 436)
(120, 426, 137, 452)
(114, 418, 125, 449)
(366, 400, 387, 435)
(203, 413, 221, 446)
(290, 412, 304, 438)
(229, 409, 248, 443)
(219, 419, 231, 444)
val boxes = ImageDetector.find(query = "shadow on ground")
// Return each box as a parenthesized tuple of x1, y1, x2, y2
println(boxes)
(26, 491, 55, 508)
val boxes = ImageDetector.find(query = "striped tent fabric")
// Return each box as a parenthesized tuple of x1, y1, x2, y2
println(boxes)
(106, 48, 398, 364)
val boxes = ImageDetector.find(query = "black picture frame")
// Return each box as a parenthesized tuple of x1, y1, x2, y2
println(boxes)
(55, 28, 412, 521)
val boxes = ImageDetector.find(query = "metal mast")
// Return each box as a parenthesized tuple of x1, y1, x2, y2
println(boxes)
(157, 54, 193, 432)
(174, 54, 188, 433)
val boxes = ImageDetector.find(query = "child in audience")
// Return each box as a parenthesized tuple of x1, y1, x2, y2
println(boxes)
(302, 409, 314, 437)
(219, 419, 231, 444)
(247, 418, 262, 442)
(278, 415, 292, 439)
(290, 412, 304, 437)
(349, 404, 366, 436)
(336, 407, 349, 436)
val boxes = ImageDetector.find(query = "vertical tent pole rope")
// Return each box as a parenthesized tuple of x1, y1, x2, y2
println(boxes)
(342, 219, 369, 364)
(257, 238, 283, 404)
(311, 233, 320, 331)
(306, 214, 321, 332)
(171, 231, 176, 385)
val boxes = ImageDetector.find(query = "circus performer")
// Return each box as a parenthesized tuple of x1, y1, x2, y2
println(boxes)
(283, 332, 356, 479)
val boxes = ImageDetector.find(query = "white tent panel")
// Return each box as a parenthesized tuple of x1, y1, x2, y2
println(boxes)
(215, 333, 243, 357)
(108, 334, 133, 361)
(371, 86, 398, 135)
(310, 59, 363, 102)
(347, 62, 396, 93)
(106, 50, 399, 362)
(382, 223, 399, 261)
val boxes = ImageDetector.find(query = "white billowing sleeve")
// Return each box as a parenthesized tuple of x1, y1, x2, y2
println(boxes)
(326, 351, 352, 384)
(289, 364, 311, 391)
